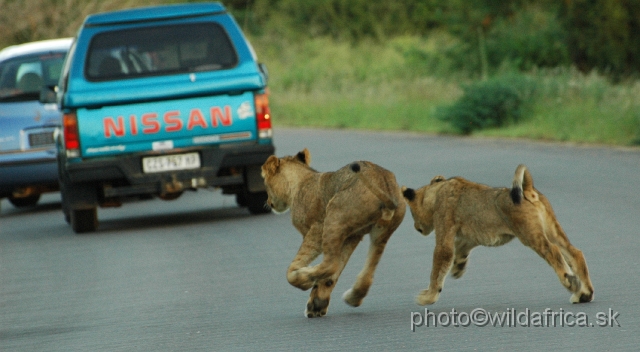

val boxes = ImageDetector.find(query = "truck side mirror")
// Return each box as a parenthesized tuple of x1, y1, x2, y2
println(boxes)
(258, 63, 269, 85)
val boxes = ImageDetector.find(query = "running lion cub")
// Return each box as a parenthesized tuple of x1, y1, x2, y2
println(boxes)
(402, 164, 594, 305)
(261, 149, 405, 318)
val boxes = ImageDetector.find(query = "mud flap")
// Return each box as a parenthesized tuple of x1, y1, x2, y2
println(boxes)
(62, 180, 98, 210)
(59, 170, 99, 232)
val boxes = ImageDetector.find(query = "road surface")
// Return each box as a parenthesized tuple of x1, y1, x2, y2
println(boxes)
(1, 128, 638, 351)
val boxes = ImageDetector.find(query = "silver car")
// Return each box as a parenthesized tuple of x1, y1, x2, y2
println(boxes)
(0, 38, 72, 209)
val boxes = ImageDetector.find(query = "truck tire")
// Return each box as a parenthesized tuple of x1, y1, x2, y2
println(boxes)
(235, 193, 247, 207)
(58, 166, 99, 232)
(246, 191, 270, 215)
(71, 208, 98, 233)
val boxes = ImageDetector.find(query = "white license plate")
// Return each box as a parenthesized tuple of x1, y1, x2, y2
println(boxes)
(142, 152, 200, 173)
(28, 131, 55, 147)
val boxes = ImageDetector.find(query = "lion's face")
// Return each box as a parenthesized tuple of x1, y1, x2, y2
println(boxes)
(261, 149, 312, 214)
(261, 155, 291, 213)
(402, 175, 446, 236)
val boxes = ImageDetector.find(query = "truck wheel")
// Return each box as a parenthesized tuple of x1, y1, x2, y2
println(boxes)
(246, 191, 270, 215)
(71, 208, 98, 233)
(8, 194, 41, 208)
(235, 193, 247, 207)
(58, 159, 98, 230)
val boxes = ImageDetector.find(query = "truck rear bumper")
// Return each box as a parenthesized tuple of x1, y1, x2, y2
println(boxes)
(64, 144, 274, 197)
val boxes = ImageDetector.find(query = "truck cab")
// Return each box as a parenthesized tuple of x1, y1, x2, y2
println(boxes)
(57, 3, 274, 233)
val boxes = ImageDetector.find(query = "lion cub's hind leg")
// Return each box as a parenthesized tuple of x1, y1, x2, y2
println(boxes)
(516, 222, 583, 301)
(287, 224, 323, 291)
(545, 217, 594, 303)
(563, 247, 594, 303)
(293, 213, 361, 288)
(416, 225, 457, 306)
(450, 238, 477, 279)
(305, 235, 361, 318)
(343, 219, 400, 308)
(300, 197, 378, 317)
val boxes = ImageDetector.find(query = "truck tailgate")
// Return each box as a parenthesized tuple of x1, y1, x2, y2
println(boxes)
(77, 92, 258, 158)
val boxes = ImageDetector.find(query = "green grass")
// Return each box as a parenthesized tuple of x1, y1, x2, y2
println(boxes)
(270, 78, 457, 133)
(259, 36, 462, 134)
(477, 68, 640, 145)
(273, 98, 452, 132)
(478, 100, 640, 145)
(254, 36, 640, 146)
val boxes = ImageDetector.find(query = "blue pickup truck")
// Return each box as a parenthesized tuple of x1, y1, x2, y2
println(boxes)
(57, 3, 274, 233)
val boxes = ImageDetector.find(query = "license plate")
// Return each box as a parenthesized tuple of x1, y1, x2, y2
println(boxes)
(28, 131, 55, 147)
(142, 152, 200, 173)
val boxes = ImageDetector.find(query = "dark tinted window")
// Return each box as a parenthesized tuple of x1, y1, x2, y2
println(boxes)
(0, 52, 66, 100)
(86, 23, 238, 81)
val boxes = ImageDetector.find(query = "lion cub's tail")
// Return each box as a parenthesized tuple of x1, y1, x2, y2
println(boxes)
(510, 164, 538, 204)
(350, 162, 398, 220)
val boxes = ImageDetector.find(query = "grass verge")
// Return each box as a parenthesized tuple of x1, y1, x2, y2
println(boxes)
(255, 37, 640, 146)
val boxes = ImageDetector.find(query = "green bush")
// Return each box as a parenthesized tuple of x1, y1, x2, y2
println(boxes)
(436, 77, 527, 134)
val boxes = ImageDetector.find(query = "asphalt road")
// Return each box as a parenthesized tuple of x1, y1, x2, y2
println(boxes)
(1, 128, 639, 351)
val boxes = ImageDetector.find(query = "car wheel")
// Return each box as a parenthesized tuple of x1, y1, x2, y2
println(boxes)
(8, 194, 41, 208)
(71, 208, 98, 233)
(246, 191, 270, 215)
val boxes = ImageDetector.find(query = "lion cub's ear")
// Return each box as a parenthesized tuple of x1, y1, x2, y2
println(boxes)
(296, 148, 312, 166)
(261, 155, 280, 177)
(430, 175, 446, 184)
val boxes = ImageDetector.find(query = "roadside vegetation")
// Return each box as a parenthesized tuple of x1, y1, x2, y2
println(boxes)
(2, 0, 639, 146)
(255, 35, 640, 146)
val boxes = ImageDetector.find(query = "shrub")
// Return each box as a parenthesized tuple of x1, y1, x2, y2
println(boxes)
(436, 77, 527, 134)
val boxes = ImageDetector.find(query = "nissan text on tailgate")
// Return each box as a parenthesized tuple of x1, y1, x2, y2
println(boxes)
(57, 3, 274, 233)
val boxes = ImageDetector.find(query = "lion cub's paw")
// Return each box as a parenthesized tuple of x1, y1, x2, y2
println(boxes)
(416, 289, 440, 306)
(570, 291, 594, 304)
(287, 269, 315, 291)
(342, 288, 363, 307)
(305, 297, 330, 318)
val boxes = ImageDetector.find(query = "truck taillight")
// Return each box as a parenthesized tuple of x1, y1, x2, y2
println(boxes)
(63, 111, 80, 158)
(255, 91, 272, 139)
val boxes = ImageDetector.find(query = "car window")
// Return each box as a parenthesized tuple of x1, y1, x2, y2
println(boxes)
(85, 23, 238, 81)
(0, 52, 66, 99)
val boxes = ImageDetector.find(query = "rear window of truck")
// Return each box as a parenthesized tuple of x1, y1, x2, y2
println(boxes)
(85, 23, 238, 81)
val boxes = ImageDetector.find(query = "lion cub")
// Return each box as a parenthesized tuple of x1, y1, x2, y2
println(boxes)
(402, 164, 594, 305)
(261, 148, 406, 318)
